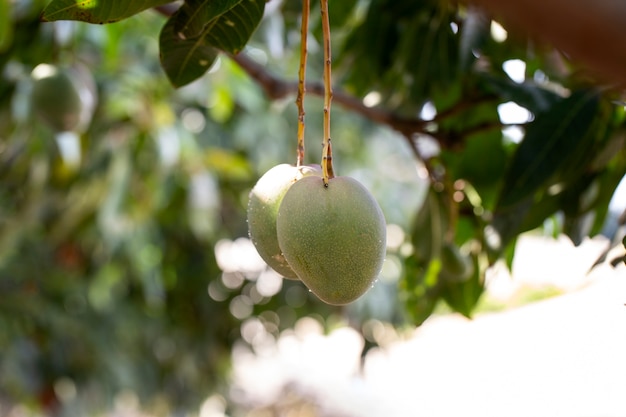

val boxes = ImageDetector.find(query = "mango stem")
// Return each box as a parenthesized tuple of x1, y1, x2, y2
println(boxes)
(295, 0, 309, 167)
(320, 0, 334, 185)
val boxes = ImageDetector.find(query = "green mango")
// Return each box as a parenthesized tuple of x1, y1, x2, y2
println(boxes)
(276, 176, 386, 305)
(30, 64, 84, 132)
(247, 163, 321, 279)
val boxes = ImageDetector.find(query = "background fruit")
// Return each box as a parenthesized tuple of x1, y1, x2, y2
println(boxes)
(30, 64, 84, 132)
(276, 175, 386, 305)
(247, 163, 322, 279)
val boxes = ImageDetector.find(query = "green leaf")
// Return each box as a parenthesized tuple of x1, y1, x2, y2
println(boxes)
(440, 253, 485, 318)
(450, 130, 507, 199)
(0, 0, 12, 52)
(491, 195, 560, 248)
(589, 144, 626, 235)
(496, 90, 601, 209)
(41, 0, 171, 24)
(159, 0, 265, 87)
(192, 0, 265, 54)
(312, 0, 359, 36)
(174, 0, 244, 40)
(400, 10, 458, 105)
(411, 187, 449, 262)
(400, 254, 441, 326)
(458, 8, 489, 72)
(479, 73, 562, 114)
(159, 16, 219, 87)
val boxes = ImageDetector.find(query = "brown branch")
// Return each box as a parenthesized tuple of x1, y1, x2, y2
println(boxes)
(229, 53, 429, 138)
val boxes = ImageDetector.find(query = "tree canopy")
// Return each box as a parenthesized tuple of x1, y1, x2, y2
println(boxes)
(1, 0, 625, 415)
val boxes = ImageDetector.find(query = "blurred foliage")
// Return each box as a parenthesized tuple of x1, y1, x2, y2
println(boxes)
(1, 0, 626, 415)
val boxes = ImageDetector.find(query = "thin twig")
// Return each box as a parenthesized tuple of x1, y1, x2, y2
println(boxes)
(295, 0, 309, 167)
(320, 0, 334, 185)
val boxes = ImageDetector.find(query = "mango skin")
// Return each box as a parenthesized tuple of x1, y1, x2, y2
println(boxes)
(247, 164, 321, 279)
(276, 176, 386, 305)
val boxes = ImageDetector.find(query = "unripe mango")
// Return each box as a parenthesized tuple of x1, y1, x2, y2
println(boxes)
(276, 176, 386, 305)
(247, 164, 321, 279)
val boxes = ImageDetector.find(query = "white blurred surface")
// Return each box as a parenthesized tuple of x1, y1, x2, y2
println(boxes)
(231, 234, 626, 417)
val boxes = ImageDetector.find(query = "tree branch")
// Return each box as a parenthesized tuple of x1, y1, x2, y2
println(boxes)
(228, 53, 429, 138)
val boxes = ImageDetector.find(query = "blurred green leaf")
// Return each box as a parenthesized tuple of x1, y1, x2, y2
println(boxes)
(41, 0, 171, 24)
(400, 254, 441, 326)
(480, 73, 562, 114)
(397, 9, 458, 106)
(496, 90, 601, 209)
(440, 253, 484, 318)
(205, 148, 252, 181)
(0, 0, 12, 52)
(458, 8, 489, 72)
(411, 187, 449, 262)
(459, 132, 508, 208)
(159, 0, 265, 86)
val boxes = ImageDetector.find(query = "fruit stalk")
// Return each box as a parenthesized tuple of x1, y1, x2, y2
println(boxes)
(295, 0, 310, 167)
(320, 0, 334, 185)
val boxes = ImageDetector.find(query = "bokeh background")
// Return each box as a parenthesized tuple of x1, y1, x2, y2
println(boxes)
(1, 0, 625, 416)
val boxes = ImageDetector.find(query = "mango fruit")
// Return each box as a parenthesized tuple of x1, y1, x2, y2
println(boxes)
(276, 176, 386, 305)
(247, 163, 321, 279)
(30, 64, 84, 132)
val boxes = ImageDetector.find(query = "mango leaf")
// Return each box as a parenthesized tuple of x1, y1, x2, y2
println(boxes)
(589, 145, 626, 235)
(491, 194, 560, 249)
(401, 186, 453, 325)
(339, 0, 457, 109)
(312, 0, 360, 37)
(560, 174, 598, 245)
(0, 0, 11, 52)
(41, 0, 171, 24)
(174, 0, 243, 40)
(159, 16, 219, 87)
(496, 90, 601, 209)
(400, 10, 458, 105)
(479, 73, 562, 114)
(400, 254, 441, 326)
(458, 7, 489, 72)
(439, 253, 485, 318)
(411, 187, 449, 262)
(160, 0, 265, 87)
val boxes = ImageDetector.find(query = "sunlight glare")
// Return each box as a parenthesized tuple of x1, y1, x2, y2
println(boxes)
(490, 21, 507, 42)
(75, 0, 97, 9)
(502, 59, 526, 83)
(363, 91, 382, 107)
(498, 101, 533, 124)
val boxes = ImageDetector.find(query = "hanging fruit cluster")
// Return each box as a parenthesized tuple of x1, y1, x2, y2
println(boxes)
(247, 0, 386, 305)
